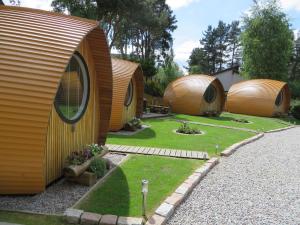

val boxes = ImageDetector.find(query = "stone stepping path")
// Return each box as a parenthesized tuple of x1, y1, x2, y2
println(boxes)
(106, 144, 209, 160)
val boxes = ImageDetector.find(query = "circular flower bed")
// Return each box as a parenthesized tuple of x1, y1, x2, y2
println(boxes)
(232, 118, 252, 124)
(174, 122, 204, 135)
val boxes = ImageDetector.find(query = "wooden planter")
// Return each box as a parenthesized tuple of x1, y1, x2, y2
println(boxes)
(63, 149, 108, 178)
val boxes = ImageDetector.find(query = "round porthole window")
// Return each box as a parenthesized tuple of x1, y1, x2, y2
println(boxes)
(275, 90, 284, 106)
(124, 79, 134, 107)
(54, 51, 90, 124)
(204, 84, 217, 103)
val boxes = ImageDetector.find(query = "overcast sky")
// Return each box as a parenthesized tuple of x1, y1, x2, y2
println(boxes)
(3, 0, 300, 71)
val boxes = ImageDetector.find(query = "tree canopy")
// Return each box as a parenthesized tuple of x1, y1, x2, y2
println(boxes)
(241, 0, 293, 80)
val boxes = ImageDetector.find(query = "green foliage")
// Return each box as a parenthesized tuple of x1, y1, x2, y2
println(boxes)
(288, 80, 300, 99)
(89, 158, 107, 178)
(144, 80, 164, 97)
(188, 20, 241, 74)
(177, 122, 201, 134)
(78, 155, 203, 216)
(66, 149, 93, 165)
(291, 105, 300, 120)
(124, 117, 142, 131)
(87, 143, 103, 156)
(241, 0, 293, 80)
(289, 37, 300, 83)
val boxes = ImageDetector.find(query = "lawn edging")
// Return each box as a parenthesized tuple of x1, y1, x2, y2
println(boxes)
(264, 125, 295, 133)
(145, 157, 219, 225)
(220, 133, 264, 157)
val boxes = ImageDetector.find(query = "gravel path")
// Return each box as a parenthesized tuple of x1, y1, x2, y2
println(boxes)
(0, 153, 126, 214)
(167, 127, 300, 225)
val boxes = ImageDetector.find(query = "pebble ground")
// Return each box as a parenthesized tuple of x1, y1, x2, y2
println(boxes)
(167, 127, 300, 225)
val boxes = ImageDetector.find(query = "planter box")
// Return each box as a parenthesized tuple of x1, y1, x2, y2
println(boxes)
(64, 149, 108, 177)
(67, 171, 97, 186)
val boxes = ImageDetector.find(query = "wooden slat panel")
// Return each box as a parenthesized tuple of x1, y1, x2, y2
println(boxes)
(0, 6, 111, 194)
(109, 58, 144, 131)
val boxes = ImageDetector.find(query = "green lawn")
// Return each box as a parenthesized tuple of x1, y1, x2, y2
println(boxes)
(174, 112, 295, 132)
(107, 118, 254, 155)
(77, 155, 203, 217)
(0, 211, 67, 225)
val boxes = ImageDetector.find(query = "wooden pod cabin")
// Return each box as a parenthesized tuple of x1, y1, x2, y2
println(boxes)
(163, 75, 225, 116)
(109, 58, 144, 131)
(226, 79, 291, 117)
(0, 6, 113, 194)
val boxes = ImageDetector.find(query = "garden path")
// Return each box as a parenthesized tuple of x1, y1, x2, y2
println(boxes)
(167, 127, 300, 225)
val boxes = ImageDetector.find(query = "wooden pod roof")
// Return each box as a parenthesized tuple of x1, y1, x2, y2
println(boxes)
(226, 79, 290, 117)
(0, 6, 112, 194)
(109, 58, 144, 131)
(163, 74, 225, 115)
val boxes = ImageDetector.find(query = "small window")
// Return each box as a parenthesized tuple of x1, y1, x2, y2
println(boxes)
(275, 90, 284, 106)
(124, 80, 134, 107)
(54, 52, 90, 124)
(204, 84, 217, 103)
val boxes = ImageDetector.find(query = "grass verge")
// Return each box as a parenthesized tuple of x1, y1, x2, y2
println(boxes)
(107, 118, 254, 155)
(0, 211, 67, 225)
(175, 112, 296, 131)
(77, 155, 203, 217)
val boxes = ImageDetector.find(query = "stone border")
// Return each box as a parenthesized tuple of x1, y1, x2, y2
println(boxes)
(145, 157, 219, 225)
(220, 133, 264, 157)
(265, 125, 295, 133)
(108, 125, 150, 136)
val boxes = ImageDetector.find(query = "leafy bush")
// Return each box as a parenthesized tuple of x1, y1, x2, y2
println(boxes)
(89, 158, 107, 178)
(124, 117, 142, 131)
(289, 80, 300, 99)
(67, 149, 92, 165)
(291, 105, 300, 120)
(87, 144, 103, 156)
(177, 122, 202, 134)
(144, 80, 164, 97)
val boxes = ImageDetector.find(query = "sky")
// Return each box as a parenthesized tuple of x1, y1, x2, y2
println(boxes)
(3, 0, 300, 71)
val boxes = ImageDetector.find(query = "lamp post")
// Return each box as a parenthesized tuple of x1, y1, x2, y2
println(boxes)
(215, 144, 219, 155)
(141, 179, 149, 219)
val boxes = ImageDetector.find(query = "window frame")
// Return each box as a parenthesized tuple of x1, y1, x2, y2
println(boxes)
(54, 51, 90, 124)
(203, 83, 217, 104)
(124, 79, 134, 107)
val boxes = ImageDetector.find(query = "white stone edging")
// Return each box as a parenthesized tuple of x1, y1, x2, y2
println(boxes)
(145, 158, 219, 225)
(265, 125, 295, 133)
(220, 133, 264, 157)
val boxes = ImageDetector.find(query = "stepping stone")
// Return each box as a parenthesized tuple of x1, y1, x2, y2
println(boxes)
(164, 149, 171, 156)
(117, 217, 143, 225)
(145, 214, 166, 225)
(169, 150, 177, 157)
(99, 215, 118, 225)
(175, 150, 181, 157)
(191, 151, 198, 158)
(165, 192, 184, 206)
(155, 202, 174, 218)
(158, 149, 165, 156)
(81, 212, 102, 225)
(64, 208, 83, 224)
(148, 148, 155, 154)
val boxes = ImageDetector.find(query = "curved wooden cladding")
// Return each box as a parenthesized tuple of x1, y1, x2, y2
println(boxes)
(226, 79, 291, 117)
(109, 58, 144, 131)
(45, 39, 100, 185)
(0, 6, 112, 194)
(163, 75, 225, 116)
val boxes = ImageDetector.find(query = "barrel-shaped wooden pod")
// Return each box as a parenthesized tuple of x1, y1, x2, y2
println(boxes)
(109, 58, 144, 131)
(226, 79, 291, 117)
(0, 6, 112, 194)
(163, 75, 225, 115)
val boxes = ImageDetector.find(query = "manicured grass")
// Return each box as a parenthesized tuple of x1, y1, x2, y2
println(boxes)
(77, 155, 203, 217)
(0, 211, 67, 225)
(107, 118, 254, 154)
(175, 112, 295, 132)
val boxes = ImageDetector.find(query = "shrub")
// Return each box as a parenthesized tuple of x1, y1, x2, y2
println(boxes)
(89, 158, 107, 178)
(87, 144, 103, 156)
(177, 122, 201, 134)
(233, 118, 249, 123)
(291, 105, 300, 120)
(67, 149, 92, 165)
(124, 117, 142, 131)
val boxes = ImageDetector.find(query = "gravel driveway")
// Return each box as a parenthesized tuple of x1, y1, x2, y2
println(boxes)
(167, 127, 300, 225)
